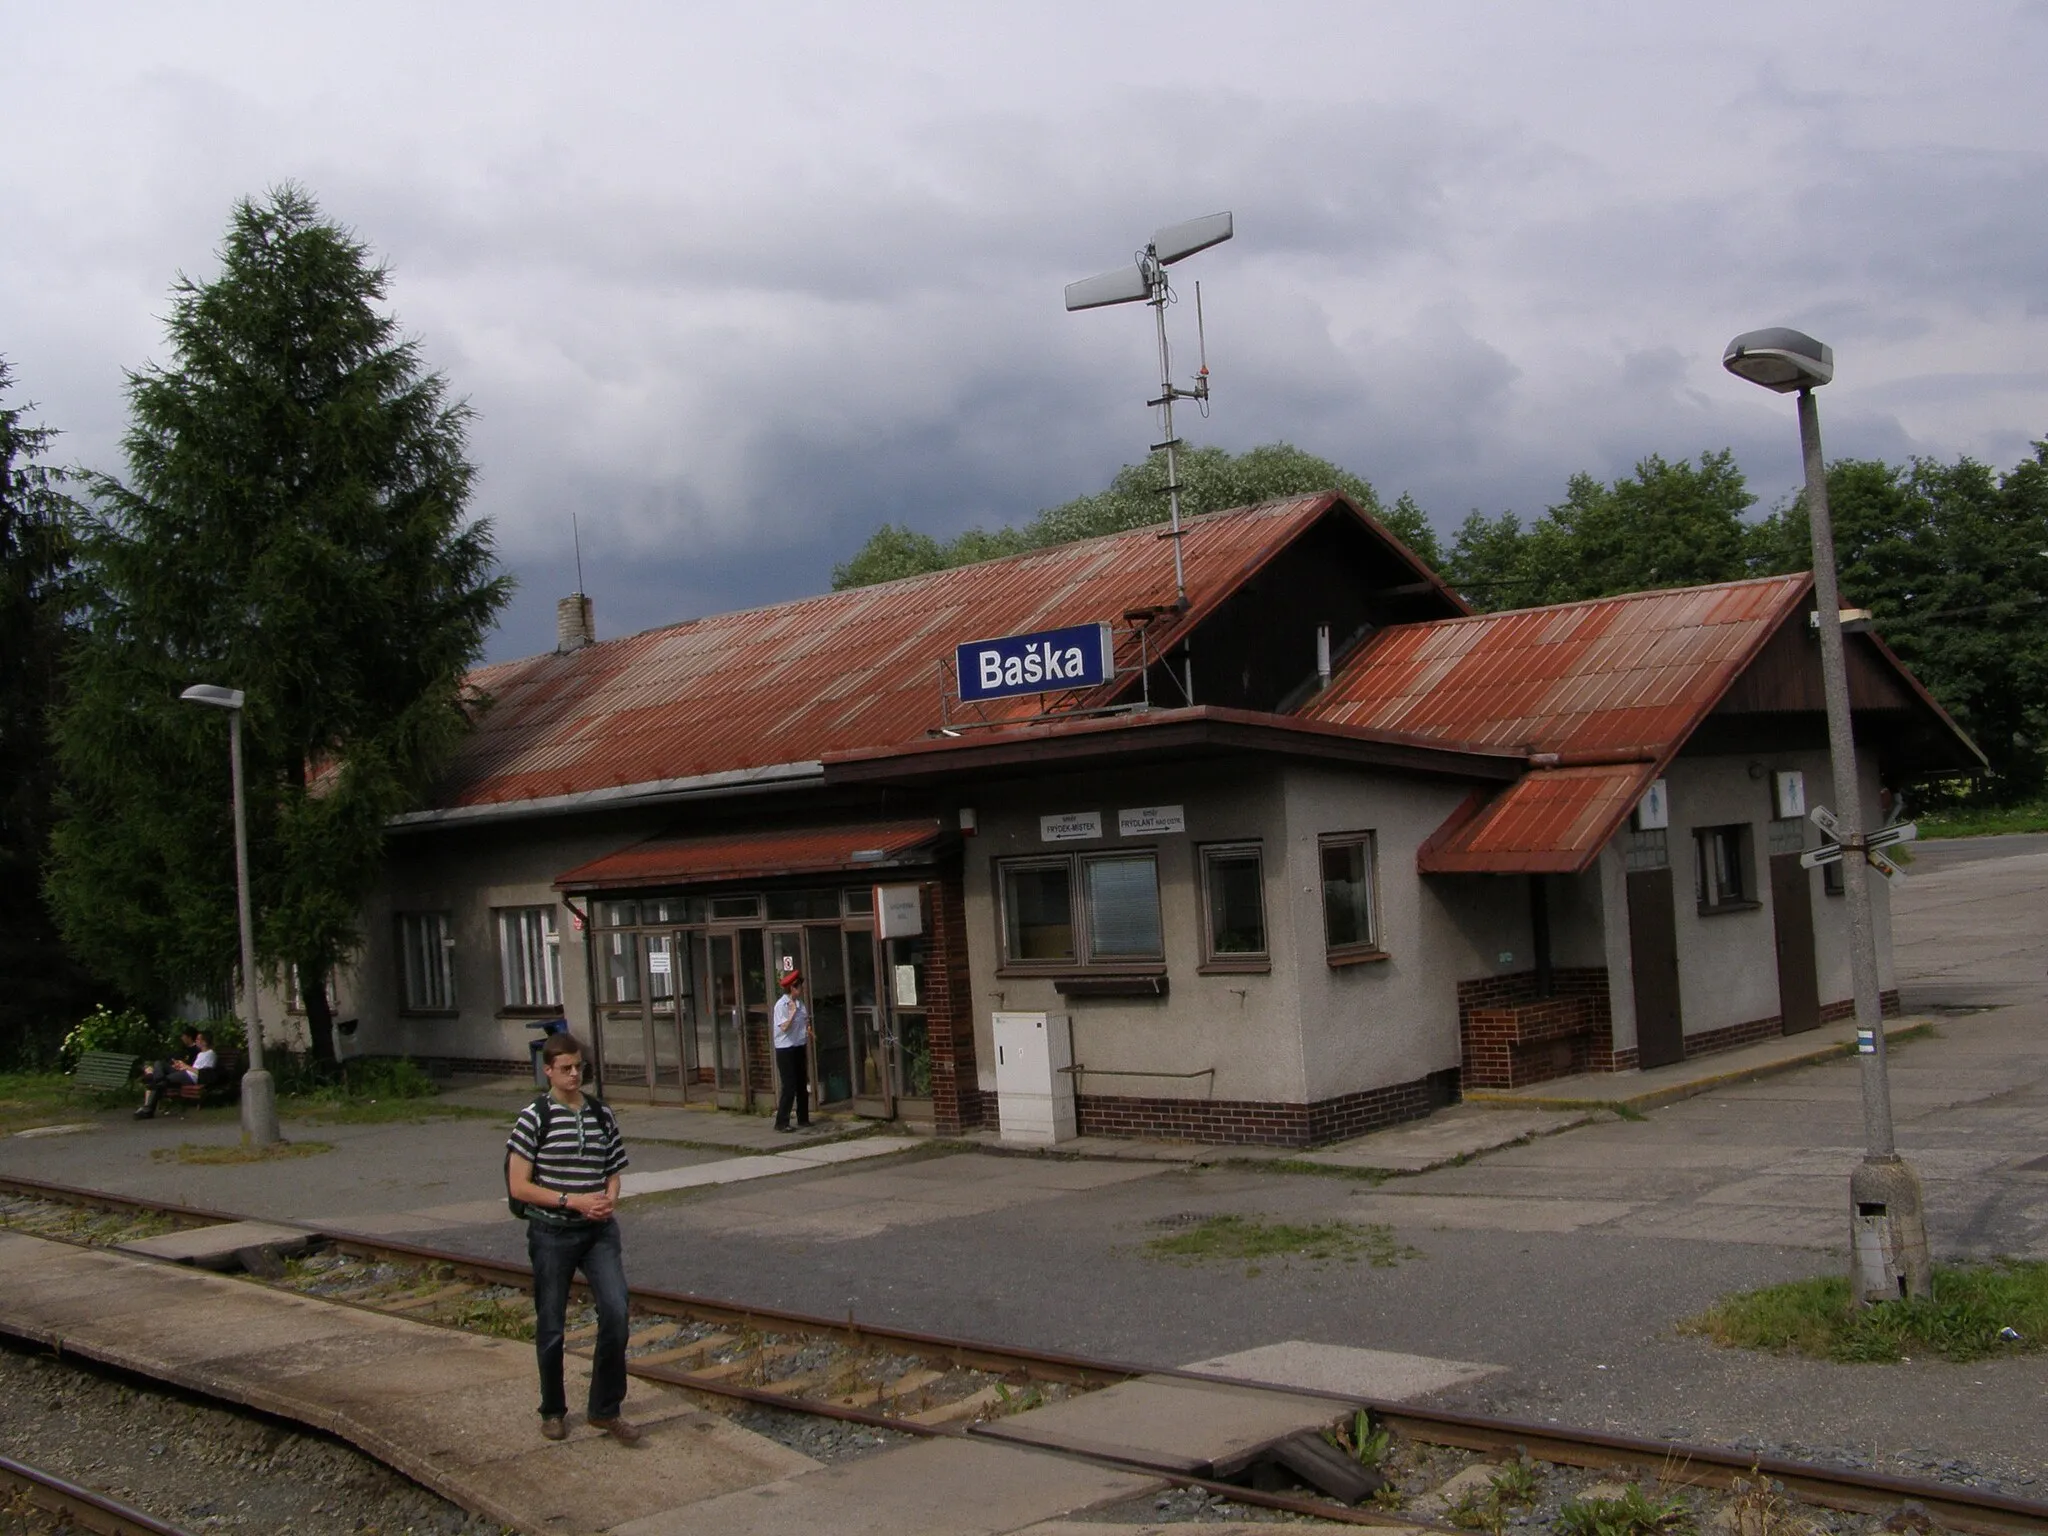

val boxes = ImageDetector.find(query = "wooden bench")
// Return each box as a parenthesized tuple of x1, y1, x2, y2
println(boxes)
(71, 1050, 143, 1093)
(162, 1051, 242, 1111)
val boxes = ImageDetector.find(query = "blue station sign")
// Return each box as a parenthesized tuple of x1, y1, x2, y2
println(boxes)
(956, 622, 1115, 703)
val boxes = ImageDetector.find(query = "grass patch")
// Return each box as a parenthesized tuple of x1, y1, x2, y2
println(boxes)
(151, 1140, 334, 1165)
(1143, 1214, 1419, 1271)
(1681, 1258, 2048, 1363)
(1554, 1484, 1691, 1536)
(1917, 800, 2048, 839)
(0, 1071, 130, 1135)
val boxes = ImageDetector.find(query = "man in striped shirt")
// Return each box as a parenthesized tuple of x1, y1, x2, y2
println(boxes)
(506, 1033, 641, 1443)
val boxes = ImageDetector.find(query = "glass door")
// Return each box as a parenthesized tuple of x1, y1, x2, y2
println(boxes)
(806, 923, 852, 1106)
(847, 927, 893, 1118)
(698, 929, 757, 1108)
(596, 923, 648, 1094)
(888, 929, 935, 1114)
(646, 931, 686, 1100)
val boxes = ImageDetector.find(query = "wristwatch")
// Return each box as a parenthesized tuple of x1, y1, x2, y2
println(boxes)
(557, 1191, 569, 1210)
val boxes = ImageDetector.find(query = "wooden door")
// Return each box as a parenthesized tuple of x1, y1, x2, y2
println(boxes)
(1770, 853, 1822, 1034)
(1627, 867, 1685, 1069)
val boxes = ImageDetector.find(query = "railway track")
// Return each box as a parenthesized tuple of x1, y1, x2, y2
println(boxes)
(0, 1451, 193, 1536)
(2, 1170, 2043, 1535)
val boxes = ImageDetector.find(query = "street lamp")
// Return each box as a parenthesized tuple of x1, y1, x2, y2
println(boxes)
(180, 683, 280, 1147)
(1722, 328, 1930, 1302)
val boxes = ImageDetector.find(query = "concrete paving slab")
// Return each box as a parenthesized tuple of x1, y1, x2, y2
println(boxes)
(1024, 1526, 1425, 1536)
(117, 1218, 314, 1265)
(972, 1375, 1341, 1472)
(1299, 1105, 1591, 1173)
(1181, 1341, 1501, 1401)
(1346, 1194, 1638, 1233)
(608, 1435, 1157, 1536)
(1626, 1204, 1839, 1247)
(463, 1410, 819, 1534)
(0, 1230, 815, 1536)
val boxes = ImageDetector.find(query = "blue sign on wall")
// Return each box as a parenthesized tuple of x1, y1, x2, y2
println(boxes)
(956, 623, 1115, 703)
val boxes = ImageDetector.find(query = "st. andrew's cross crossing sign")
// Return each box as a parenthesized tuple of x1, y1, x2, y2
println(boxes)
(1802, 803, 1917, 881)
(956, 623, 1115, 704)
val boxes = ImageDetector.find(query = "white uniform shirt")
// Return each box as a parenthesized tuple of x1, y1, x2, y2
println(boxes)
(772, 995, 809, 1049)
(190, 1048, 218, 1074)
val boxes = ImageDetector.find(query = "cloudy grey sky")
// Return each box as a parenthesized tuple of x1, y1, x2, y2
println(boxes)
(7, 3, 2045, 659)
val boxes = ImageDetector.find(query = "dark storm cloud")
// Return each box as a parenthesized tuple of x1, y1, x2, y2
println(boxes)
(5, 5, 2044, 662)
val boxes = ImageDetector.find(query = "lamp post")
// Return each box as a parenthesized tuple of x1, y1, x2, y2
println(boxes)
(1721, 329, 1929, 1302)
(180, 683, 280, 1147)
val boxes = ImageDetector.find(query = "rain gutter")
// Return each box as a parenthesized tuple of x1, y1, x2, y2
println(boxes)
(385, 760, 826, 833)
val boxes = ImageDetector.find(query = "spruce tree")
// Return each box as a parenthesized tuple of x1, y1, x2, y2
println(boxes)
(47, 187, 511, 1056)
(0, 361, 94, 1063)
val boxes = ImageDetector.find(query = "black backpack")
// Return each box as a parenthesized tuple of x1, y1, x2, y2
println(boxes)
(505, 1091, 620, 1220)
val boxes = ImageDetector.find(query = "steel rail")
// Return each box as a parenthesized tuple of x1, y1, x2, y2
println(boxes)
(4, 1171, 2045, 1535)
(0, 1452, 194, 1536)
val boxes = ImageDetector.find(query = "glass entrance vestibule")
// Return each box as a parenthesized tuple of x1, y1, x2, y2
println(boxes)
(585, 885, 936, 1120)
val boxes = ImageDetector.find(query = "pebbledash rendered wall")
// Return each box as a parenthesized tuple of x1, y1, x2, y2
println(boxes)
(345, 812, 647, 1071)
(1598, 747, 1895, 1070)
(956, 757, 1502, 1147)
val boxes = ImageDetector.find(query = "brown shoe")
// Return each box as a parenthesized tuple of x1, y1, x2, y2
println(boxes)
(588, 1415, 644, 1445)
(540, 1415, 567, 1441)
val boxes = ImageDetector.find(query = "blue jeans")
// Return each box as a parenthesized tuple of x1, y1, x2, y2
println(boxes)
(528, 1217, 629, 1420)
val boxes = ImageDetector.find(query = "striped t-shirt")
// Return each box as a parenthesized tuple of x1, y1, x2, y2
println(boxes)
(507, 1095, 628, 1217)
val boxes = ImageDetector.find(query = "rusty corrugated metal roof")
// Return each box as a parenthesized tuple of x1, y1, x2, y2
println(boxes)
(435, 495, 1353, 811)
(555, 819, 943, 892)
(1305, 574, 1813, 757)
(1416, 764, 1659, 875)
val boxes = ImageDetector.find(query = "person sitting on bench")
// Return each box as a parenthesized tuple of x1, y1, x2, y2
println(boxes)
(136, 1030, 218, 1118)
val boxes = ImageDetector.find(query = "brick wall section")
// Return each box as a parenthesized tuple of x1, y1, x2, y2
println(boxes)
(1066, 1069, 1454, 1148)
(1456, 969, 1613, 1090)
(925, 864, 984, 1136)
(744, 1014, 771, 1113)
(1685, 989, 1903, 1060)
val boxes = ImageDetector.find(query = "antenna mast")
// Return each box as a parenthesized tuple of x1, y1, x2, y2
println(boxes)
(1065, 211, 1233, 611)
(572, 512, 586, 595)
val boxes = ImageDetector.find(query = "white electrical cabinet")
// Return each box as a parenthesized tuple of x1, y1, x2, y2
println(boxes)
(991, 1011, 1075, 1145)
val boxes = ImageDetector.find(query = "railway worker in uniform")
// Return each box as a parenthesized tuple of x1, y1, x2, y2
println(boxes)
(772, 968, 811, 1133)
(505, 1032, 642, 1444)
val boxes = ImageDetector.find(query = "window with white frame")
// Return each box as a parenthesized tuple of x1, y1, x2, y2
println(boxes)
(397, 912, 456, 1011)
(997, 851, 1162, 968)
(496, 905, 563, 1009)
(1694, 824, 1755, 911)
(1319, 832, 1379, 958)
(1200, 843, 1268, 965)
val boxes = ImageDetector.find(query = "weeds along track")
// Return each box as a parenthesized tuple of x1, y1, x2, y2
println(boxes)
(2, 1172, 2046, 1535)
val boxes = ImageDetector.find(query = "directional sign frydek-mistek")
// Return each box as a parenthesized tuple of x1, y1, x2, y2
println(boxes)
(1801, 803, 1917, 881)
(956, 623, 1115, 704)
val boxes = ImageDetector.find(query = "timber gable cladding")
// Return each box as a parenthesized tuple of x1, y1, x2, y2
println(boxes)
(351, 500, 1981, 1144)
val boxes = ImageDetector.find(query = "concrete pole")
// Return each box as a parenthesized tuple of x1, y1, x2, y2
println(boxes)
(1797, 387, 1929, 1300)
(228, 708, 280, 1146)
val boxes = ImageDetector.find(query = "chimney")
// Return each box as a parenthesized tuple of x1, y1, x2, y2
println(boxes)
(556, 594, 595, 652)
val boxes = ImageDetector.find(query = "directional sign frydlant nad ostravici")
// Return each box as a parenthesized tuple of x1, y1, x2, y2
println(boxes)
(1801, 804, 1917, 880)
(956, 623, 1115, 704)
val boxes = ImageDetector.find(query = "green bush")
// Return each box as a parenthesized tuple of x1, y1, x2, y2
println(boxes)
(199, 1015, 246, 1052)
(60, 1006, 165, 1068)
(344, 1056, 437, 1100)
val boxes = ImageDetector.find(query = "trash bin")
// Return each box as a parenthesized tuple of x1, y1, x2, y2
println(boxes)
(528, 1017, 569, 1086)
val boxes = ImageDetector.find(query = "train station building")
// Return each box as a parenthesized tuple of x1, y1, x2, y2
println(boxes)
(330, 492, 1980, 1145)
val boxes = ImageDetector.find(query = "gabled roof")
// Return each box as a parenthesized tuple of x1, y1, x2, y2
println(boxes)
(419, 493, 1437, 817)
(1302, 573, 1813, 756)
(1303, 575, 1813, 876)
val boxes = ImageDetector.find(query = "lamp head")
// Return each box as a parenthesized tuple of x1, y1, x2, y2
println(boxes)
(1723, 327, 1833, 393)
(180, 683, 245, 711)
